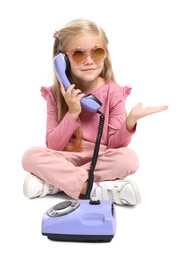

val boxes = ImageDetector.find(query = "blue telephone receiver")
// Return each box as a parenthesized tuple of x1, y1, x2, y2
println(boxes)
(53, 53, 102, 112)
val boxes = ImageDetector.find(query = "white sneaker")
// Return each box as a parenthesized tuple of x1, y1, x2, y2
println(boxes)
(91, 179, 141, 206)
(23, 173, 60, 199)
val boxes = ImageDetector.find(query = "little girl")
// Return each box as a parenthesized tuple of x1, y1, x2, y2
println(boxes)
(22, 18, 168, 205)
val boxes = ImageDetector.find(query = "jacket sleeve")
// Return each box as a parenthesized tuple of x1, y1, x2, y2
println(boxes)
(41, 86, 81, 150)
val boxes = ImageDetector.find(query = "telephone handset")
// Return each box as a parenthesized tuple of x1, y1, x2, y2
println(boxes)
(53, 53, 102, 112)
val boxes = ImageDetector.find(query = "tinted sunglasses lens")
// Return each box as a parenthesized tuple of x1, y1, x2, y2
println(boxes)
(92, 48, 106, 61)
(72, 50, 84, 63)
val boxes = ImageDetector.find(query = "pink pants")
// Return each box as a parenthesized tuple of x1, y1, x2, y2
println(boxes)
(22, 141, 139, 199)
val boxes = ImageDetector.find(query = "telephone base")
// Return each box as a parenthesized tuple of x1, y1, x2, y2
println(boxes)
(41, 199, 116, 243)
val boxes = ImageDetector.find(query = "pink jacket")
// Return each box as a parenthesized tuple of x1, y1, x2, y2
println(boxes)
(41, 81, 135, 151)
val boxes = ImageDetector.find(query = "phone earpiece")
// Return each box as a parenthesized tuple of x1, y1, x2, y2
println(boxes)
(53, 53, 71, 88)
(62, 53, 70, 74)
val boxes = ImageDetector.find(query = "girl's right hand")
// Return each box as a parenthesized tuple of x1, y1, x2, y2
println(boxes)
(60, 83, 85, 120)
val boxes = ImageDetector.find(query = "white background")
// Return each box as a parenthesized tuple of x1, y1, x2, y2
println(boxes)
(0, 0, 186, 259)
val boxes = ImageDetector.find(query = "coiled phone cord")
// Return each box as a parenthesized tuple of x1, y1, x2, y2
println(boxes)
(85, 111, 105, 199)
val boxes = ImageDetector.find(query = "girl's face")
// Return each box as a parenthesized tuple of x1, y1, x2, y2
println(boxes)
(66, 34, 105, 89)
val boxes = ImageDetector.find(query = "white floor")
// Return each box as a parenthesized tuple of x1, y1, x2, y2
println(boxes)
(1, 0, 186, 259)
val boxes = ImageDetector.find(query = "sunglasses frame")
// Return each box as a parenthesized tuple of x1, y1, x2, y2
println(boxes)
(65, 46, 107, 65)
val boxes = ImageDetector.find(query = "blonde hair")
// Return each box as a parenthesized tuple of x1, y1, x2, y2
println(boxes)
(53, 18, 115, 151)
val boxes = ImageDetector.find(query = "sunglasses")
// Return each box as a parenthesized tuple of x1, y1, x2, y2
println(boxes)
(65, 47, 106, 65)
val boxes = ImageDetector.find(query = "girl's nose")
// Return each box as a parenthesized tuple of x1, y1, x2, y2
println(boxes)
(84, 52, 93, 64)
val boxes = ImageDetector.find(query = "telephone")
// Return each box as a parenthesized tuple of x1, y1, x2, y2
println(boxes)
(41, 53, 117, 243)
(53, 53, 102, 112)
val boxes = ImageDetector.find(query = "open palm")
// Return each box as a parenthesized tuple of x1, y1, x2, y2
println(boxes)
(130, 102, 168, 120)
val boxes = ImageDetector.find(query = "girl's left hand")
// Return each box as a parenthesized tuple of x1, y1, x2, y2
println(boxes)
(130, 102, 168, 121)
(126, 103, 168, 132)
